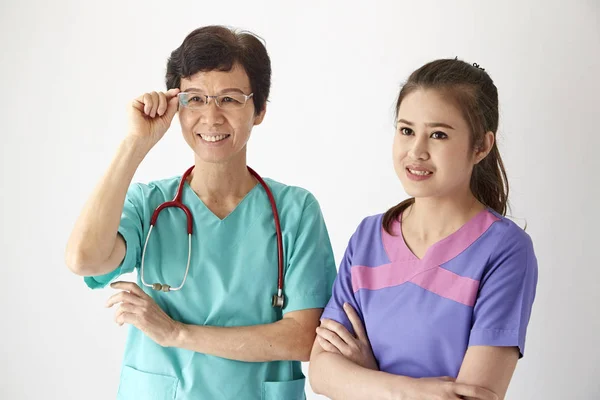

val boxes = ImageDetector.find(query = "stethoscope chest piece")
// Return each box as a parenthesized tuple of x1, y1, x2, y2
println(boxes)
(272, 293, 285, 308)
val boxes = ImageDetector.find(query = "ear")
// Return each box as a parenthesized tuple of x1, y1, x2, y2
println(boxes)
(253, 104, 267, 126)
(474, 131, 495, 164)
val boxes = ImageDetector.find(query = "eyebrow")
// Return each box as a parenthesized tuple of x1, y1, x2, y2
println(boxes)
(397, 118, 455, 130)
(182, 87, 247, 95)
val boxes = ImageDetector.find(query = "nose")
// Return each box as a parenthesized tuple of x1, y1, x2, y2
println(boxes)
(200, 100, 225, 126)
(408, 135, 430, 161)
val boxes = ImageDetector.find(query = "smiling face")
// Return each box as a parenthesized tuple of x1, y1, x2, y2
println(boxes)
(178, 63, 266, 165)
(393, 88, 492, 201)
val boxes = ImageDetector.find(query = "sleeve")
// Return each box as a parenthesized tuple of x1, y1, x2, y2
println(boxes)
(282, 196, 337, 314)
(83, 183, 145, 289)
(319, 226, 362, 336)
(468, 228, 539, 357)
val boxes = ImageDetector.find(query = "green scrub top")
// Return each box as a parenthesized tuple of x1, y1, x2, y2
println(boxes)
(84, 174, 337, 399)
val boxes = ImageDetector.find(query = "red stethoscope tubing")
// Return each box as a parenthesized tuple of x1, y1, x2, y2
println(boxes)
(147, 165, 285, 307)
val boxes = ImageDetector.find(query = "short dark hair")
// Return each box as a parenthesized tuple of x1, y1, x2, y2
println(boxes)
(166, 25, 271, 114)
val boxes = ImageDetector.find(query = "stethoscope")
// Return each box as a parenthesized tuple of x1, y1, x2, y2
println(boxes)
(140, 165, 286, 308)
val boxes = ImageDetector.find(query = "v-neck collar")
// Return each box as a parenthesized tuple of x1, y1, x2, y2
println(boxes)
(382, 208, 500, 268)
(182, 180, 261, 223)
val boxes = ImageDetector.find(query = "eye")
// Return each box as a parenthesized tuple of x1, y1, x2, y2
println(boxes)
(399, 127, 413, 135)
(221, 95, 243, 103)
(189, 95, 204, 103)
(431, 131, 448, 139)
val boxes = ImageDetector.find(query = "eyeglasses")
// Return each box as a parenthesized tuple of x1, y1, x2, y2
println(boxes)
(178, 92, 254, 110)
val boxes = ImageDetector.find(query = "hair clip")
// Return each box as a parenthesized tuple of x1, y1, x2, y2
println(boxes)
(472, 62, 485, 71)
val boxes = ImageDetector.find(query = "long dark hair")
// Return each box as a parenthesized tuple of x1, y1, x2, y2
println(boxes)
(383, 59, 509, 234)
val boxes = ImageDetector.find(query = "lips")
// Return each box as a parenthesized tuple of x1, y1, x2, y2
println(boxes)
(406, 165, 433, 175)
(405, 165, 434, 181)
(197, 133, 231, 142)
(407, 168, 432, 176)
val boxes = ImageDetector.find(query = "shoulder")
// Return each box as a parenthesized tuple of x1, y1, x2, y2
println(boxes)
(342, 213, 386, 256)
(483, 210, 537, 279)
(351, 213, 385, 241)
(126, 175, 182, 204)
(262, 177, 321, 214)
(487, 210, 535, 255)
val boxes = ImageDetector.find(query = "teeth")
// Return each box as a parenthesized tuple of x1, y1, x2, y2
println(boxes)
(199, 134, 229, 142)
(408, 169, 432, 176)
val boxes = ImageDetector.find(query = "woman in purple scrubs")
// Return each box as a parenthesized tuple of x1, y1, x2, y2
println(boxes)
(309, 59, 538, 400)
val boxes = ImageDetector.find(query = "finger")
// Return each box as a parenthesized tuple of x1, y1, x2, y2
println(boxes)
(164, 93, 180, 121)
(343, 303, 367, 340)
(157, 92, 168, 116)
(142, 93, 153, 115)
(166, 88, 181, 98)
(132, 98, 146, 113)
(110, 281, 149, 298)
(320, 318, 356, 346)
(317, 336, 341, 354)
(105, 290, 145, 308)
(114, 306, 126, 325)
(149, 92, 159, 117)
(316, 327, 350, 354)
(115, 302, 138, 320)
(116, 311, 138, 327)
(453, 383, 498, 400)
(438, 376, 455, 382)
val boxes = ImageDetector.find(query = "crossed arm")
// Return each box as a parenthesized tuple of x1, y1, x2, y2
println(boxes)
(309, 303, 519, 400)
(106, 281, 322, 362)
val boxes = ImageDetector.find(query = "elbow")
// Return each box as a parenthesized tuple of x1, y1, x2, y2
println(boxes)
(65, 250, 88, 276)
(308, 369, 322, 395)
(308, 355, 325, 395)
(64, 247, 98, 276)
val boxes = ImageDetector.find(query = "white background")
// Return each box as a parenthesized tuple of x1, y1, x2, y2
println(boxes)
(1, 0, 599, 399)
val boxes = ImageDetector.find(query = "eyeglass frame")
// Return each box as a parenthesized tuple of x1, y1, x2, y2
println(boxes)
(177, 92, 254, 110)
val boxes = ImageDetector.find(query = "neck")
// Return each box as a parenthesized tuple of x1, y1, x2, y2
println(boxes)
(403, 188, 485, 241)
(188, 152, 256, 202)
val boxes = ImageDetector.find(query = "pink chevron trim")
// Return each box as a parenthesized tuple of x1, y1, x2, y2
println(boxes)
(351, 263, 479, 306)
(350, 210, 499, 306)
(410, 266, 479, 306)
(351, 262, 413, 292)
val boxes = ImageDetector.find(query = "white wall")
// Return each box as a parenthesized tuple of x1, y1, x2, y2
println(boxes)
(1, 0, 599, 398)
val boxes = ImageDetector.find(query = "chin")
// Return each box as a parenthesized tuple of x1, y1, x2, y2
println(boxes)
(402, 183, 438, 199)
(195, 153, 231, 164)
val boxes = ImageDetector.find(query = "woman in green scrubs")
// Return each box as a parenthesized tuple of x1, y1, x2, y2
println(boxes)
(65, 25, 336, 400)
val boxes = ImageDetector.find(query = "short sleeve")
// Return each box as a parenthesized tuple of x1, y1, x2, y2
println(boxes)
(468, 228, 538, 357)
(83, 183, 145, 289)
(282, 197, 337, 314)
(320, 227, 362, 336)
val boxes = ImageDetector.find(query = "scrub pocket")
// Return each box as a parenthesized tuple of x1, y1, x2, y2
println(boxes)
(261, 377, 306, 400)
(117, 365, 179, 400)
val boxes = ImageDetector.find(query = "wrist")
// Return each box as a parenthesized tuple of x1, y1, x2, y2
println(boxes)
(386, 375, 416, 400)
(169, 321, 188, 348)
(121, 135, 154, 158)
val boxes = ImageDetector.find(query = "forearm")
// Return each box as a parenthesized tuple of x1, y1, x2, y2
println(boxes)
(309, 351, 412, 400)
(65, 137, 151, 275)
(455, 346, 519, 400)
(173, 318, 315, 362)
